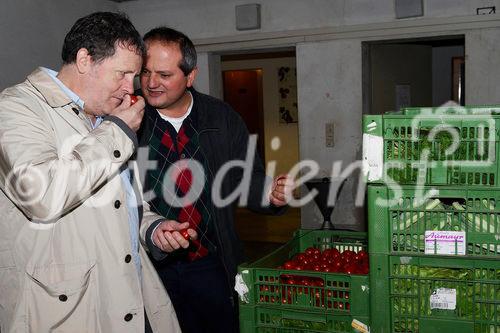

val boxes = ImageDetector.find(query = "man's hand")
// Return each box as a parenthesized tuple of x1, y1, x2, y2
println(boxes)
(152, 221, 198, 253)
(269, 174, 294, 207)
(110, 94, 145, 131)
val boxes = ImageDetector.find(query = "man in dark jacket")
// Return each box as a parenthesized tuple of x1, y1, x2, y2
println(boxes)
(136, 27, 293, 333)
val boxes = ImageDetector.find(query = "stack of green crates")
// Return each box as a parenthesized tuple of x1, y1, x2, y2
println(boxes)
(238, 230, 370, 332)
(363, 106, 500, 333)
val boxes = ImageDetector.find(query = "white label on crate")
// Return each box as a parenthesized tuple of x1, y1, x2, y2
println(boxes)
(424, 231, 465, 255)
(234, 273, 249, 303)
(362, 134, 383, 181)
(430, 288, 456, 310)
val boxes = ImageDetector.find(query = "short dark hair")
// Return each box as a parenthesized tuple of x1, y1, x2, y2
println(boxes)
(61, 12, 145, 64)
(143, 27, 197, 76)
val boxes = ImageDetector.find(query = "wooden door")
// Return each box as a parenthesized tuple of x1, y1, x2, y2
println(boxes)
(223, 69, 265, 161)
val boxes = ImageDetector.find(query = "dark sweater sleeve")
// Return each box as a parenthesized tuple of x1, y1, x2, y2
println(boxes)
(228, 107, 287, 216)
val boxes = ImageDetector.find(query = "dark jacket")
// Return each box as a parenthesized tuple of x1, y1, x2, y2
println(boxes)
(137, 88, 285, 299)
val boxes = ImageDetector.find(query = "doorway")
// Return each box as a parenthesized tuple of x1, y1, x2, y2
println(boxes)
(363, 35, 465, 115)
(222, 69, 265, 160)
(220, 50, 301, 261)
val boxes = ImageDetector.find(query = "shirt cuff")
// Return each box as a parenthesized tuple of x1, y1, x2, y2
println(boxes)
(145, 219, 168, 261)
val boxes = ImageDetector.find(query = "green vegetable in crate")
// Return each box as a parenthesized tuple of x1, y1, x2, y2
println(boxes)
(393, 198, 445, 252)
(386, 126, 472, 184)
(391, 196, 500, 254)
(392, 264, 500, 332)
(452, 200, 499, 254)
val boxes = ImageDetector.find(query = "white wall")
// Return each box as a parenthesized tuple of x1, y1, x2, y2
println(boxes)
(297, 39, 364, 230)
(466, 28, 500, 104)
(121, 0, 500, 39)
(0, 0, 116, 90)
(221, 57, 299, 177)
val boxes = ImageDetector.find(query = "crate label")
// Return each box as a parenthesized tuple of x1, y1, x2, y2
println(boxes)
(362, 134, 383, 181)
(430, 288, 456, 310)
(235, 273, 249, 303)
(424, 231, 465, 255)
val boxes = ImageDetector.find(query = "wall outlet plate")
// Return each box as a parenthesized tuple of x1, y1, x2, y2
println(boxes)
(326, 122, 334, 147)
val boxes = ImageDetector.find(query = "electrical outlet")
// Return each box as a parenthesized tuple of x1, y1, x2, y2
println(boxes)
(325, 122, 334, 147)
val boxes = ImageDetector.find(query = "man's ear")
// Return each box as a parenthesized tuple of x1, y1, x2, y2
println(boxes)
(75, 48, 92, 74)
(186, 67, 198, 88)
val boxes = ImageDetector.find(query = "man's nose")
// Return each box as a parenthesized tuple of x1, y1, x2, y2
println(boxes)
(124, 76, 135, 94)
(147, 74, 159, 88)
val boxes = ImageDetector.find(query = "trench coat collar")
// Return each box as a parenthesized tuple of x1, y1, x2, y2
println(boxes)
(27, 67, 73, 108)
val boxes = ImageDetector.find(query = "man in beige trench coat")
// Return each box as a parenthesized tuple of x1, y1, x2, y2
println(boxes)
(0, 12, 185, 333)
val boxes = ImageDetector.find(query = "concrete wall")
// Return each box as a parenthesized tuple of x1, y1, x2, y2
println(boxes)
(120, 0, 500, 38)
(221, 57, 299, 177)
(297, 39, 364, 229)
(466, 28, 500, 104)
(0, 0, 116, 90)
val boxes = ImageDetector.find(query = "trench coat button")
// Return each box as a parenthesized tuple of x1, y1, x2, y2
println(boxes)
(114, 200, 121, 209)
(180, 153, 186, 159)
(113, 150, 121, 158)
(71, 107, 79, 115)
(124, 254, 132, 263)
(59, 294, 68, 302)
(124, 313, 133, 322)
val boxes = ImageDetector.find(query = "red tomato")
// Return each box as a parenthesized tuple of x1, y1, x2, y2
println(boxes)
(129, 94, 139, 105)
(295, 253, 307, 262)
(305, 247, 320, 256)
(342, 250, 355, 260)
(178, 228, 190, 240)
(283, 261, 296, 270)
(357, 250, 368, 261)
(359, 263, 370, 275)
(332, 261, 343, 272)
(344, 263, 357, 275)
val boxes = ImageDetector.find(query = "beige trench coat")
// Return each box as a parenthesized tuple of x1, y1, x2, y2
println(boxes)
(0, 68, 181, 333)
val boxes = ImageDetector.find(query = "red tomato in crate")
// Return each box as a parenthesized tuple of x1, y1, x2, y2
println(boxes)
(295, 253, 307, 262)
(344, 263, 358, 275)
(283, 261, 296, 270)
(357, 250, 368, 261)
(305, 247, 320, 256)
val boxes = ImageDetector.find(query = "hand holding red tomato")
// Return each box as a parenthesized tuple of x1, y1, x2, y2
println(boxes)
(109, 94, 145, 131)
(129, 94, 139, 105)
(152, 221, 197, 253)
(269, 174, 295, 206)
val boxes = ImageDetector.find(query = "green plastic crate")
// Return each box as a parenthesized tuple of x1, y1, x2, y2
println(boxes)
(363, 105, 500, 186)
(369, 254, 500, 333)
(238, 230, 370, 317)
(368, 185, 500, 258)
(240, 304, 370, 333)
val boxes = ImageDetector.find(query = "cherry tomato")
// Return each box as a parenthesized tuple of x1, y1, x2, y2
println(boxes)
(305, 247, 321, 256)
(357, 250, 368, 260)
(129, 94, 139, 105)
(295, 253, 307, 262)
(178, 228, 190, 240)
(283, 260, 296, 270)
